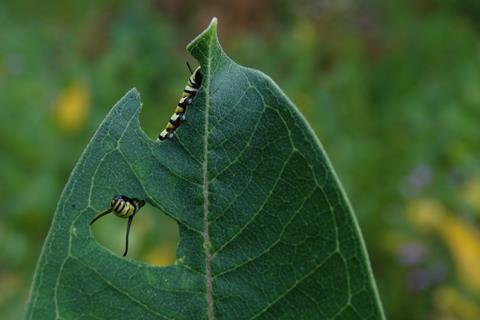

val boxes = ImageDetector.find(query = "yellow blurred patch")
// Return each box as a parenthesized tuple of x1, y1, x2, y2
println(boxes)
(435, 286, 480, 320)
(408, 198, 480, 291)
(143, 243, 177, 266)
(439, 214, 480, 291)
(406, 198, 445, 232)
(55, 81, 90, 132)
(462, 179, 480, 212)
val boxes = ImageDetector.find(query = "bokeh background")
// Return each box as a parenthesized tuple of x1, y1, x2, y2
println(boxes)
(1, 0, 479, 319)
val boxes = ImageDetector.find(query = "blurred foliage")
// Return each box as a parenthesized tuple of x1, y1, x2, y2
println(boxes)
(0, 0, 479, 319)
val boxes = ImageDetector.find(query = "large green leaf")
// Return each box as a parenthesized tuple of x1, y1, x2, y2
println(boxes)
(26, 18, 384, 319)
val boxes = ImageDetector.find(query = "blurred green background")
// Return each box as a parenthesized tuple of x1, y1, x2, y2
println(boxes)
(1, 0, 479, 319)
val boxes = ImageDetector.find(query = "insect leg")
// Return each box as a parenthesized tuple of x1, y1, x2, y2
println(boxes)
(90, 209, 112, 225)
(123, 213, 135, 256)
(186, 61, 193, 74)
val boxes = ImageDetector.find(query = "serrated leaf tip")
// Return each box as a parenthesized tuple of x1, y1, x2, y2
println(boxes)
(128, 87, 140, 97)
(208, 17, 218, 30)
(187, 17, 219, 56)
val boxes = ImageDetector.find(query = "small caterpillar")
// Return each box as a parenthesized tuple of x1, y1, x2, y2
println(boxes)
(158, 62, 203, 141)
(90, 195, 145, 256)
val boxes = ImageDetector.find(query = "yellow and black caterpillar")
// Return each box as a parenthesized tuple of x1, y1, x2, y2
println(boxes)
(90, 195, 145, 256)
(158, 63, 203, 140)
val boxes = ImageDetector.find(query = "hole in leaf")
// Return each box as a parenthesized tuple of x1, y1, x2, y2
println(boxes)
(90, 204, 179, 266)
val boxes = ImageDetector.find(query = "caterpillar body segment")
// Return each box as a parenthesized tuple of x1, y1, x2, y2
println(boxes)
(158, 63, 203, 141)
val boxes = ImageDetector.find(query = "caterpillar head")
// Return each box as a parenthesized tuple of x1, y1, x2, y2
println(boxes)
(133, 199, 146, 210)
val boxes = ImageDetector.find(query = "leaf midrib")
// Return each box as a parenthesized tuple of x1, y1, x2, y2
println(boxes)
(202, 31, 215, 320)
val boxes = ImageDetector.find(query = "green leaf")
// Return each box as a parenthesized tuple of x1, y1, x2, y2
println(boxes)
(26, 18, 385, 319)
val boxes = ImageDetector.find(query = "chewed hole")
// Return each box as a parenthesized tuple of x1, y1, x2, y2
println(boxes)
(90, 203, 179, 266)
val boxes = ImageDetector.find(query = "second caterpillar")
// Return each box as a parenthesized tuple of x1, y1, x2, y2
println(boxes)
(90, 195, 145, 257)
(158, 63, 203, 141)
